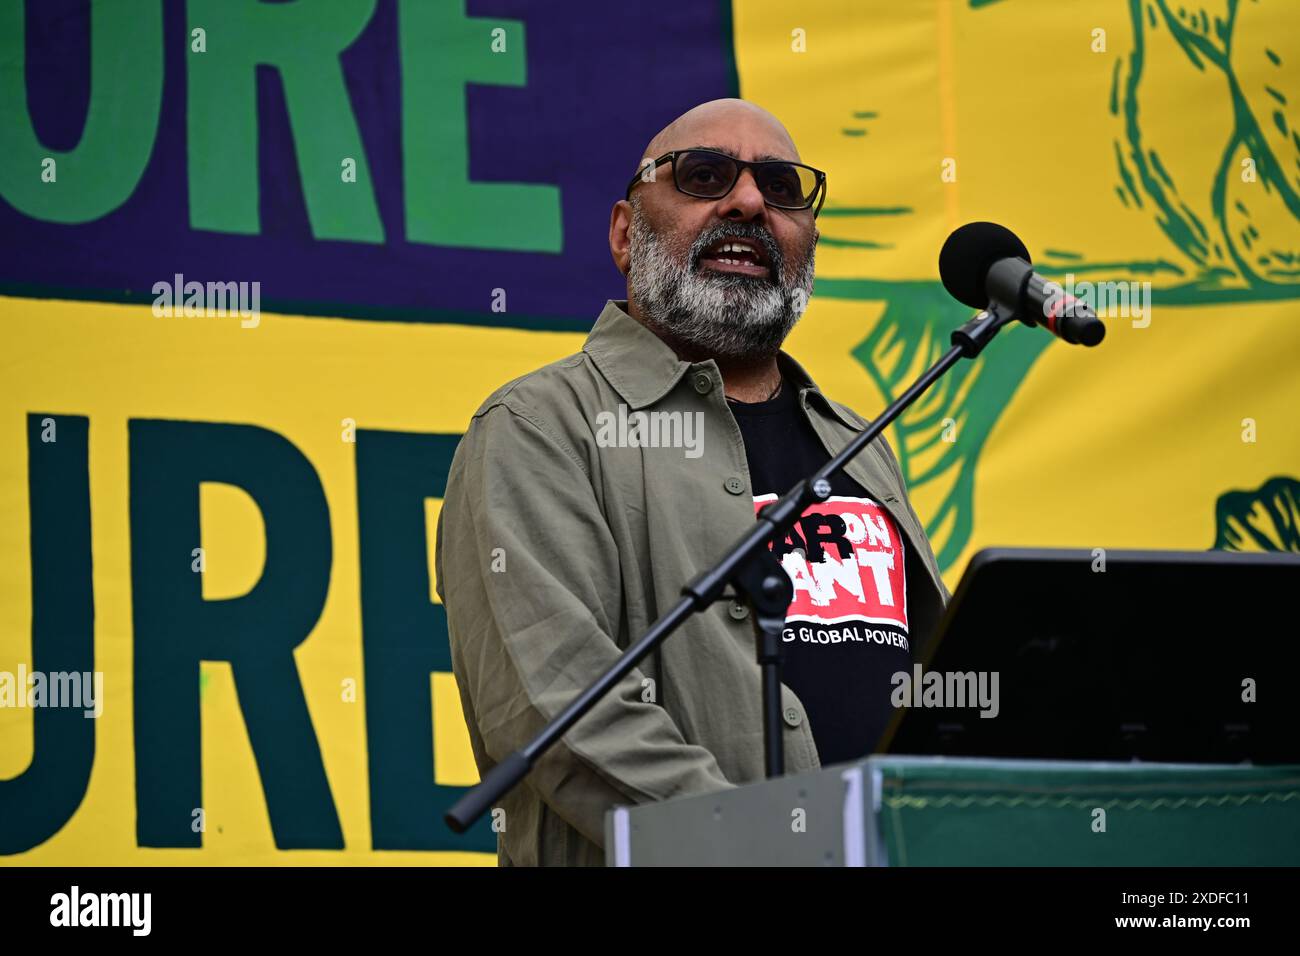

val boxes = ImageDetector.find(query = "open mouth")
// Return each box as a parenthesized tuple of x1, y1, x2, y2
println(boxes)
(697, 237, 772, 280)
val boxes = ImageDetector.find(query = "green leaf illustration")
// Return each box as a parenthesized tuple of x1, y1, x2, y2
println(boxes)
(1213, 475, 1300, 551)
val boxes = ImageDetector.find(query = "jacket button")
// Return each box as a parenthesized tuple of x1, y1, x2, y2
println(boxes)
(728, 601, 749, 620)
(724, 476, 745, 495)
(692, 372, 713, 394)
(782, 706, 803, 728)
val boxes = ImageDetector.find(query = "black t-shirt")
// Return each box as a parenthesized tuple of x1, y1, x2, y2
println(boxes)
(729, 379, 912, 765)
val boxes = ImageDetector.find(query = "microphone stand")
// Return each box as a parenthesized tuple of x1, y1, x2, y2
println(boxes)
(445, 305, 1017, 833)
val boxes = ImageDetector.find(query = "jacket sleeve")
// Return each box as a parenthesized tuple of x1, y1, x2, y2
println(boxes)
(435, 401, 735, 846)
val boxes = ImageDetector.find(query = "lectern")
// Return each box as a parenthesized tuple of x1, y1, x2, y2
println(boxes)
(606, 755, 1300, 865)
(605, 549, 1300, 865)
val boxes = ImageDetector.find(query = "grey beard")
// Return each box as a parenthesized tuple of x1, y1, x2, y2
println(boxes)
(626, 204, 816, 361)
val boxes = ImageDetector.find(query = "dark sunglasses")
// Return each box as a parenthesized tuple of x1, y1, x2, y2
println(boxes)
(625, 149, 827, 216)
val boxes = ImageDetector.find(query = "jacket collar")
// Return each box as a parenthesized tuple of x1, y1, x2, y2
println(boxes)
(583, 300, 689, 410)
(583, 299, 866, 432)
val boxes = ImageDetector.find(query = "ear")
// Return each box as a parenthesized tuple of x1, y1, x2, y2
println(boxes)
(609, 200, 633, 276)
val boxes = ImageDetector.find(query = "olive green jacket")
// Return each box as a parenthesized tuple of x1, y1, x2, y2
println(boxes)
(435, 300, 949, 866)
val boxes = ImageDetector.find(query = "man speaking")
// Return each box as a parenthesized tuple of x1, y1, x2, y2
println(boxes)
(435, 99, 949, 866)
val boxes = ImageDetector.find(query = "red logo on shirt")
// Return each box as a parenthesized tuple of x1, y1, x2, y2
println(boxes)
(753, 494, 908, 631)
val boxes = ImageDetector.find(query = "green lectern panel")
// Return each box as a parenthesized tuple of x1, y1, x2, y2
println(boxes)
(873, 757, 1300, 866)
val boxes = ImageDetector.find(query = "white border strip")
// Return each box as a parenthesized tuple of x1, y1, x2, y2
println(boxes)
(840, 767, 866, 867)
(611, 807, 631, 867)
(871, 763, 887, 866)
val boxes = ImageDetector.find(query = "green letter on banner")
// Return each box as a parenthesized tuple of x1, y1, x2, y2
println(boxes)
(399, 0, 562, 252)
(187, 0, 383, 242)
(0, 0, 162, 223)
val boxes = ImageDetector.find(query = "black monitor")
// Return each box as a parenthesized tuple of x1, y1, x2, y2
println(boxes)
(883, 548, 1300, 764)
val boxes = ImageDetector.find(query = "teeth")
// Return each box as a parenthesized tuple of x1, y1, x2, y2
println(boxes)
(704, 240, 768, 270)
(709, 241, 764, 266)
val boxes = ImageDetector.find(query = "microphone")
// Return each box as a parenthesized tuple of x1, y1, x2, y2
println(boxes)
(938, 222, 1106, 347)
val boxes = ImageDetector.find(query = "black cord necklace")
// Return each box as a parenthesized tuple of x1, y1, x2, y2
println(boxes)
(726, 378, 783, 404)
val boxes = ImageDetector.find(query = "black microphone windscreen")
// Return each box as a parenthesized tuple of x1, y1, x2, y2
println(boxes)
(938, 222, 1032, 309)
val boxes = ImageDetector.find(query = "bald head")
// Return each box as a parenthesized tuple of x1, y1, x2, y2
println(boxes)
(610, 99, 819, 362)
(640, 99, 801, 166)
